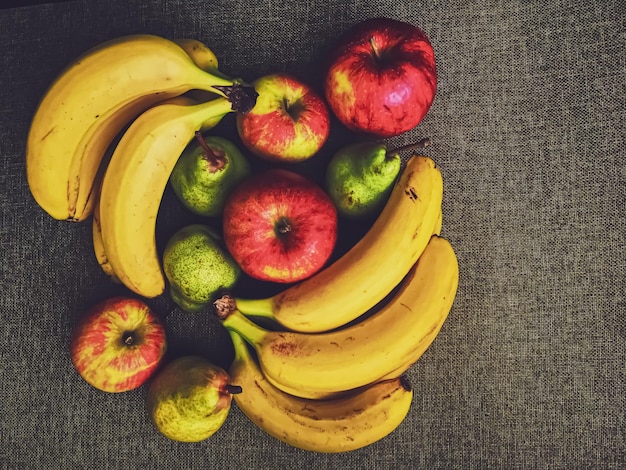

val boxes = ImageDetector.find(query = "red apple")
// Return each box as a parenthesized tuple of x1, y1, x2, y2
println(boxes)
(70, 296, 167, 393)
(222, 169, 337, 283)
(324, 17, 437, 137)
(236, 73, 330, 162)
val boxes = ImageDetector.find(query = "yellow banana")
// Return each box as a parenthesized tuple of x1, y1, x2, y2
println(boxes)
(262, 347, 427, 401)
(99, 96, 238, 298)
(222, 155, 443, 333)
(172, 38, 231, 102)
(228, 330, 413, 453)
(260, 344, 425, 400)
(222, 235, 458, 398)
(26, 34, 254, 222)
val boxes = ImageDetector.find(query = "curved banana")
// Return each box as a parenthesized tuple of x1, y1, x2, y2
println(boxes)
(224, 155, 443, 333)
(222, 235, 458, 398)
(261, 345, 424, 400)
(99, 96, 236, 298)
(26, 34, 252, 222)
(228, 330, 413, 453)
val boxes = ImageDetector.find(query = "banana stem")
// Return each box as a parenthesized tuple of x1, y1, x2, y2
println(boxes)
(212, 84, 258, 114)
(228, 329, 254, 366)
(222, 310, 267, 346)
(231, 297, 275, 320)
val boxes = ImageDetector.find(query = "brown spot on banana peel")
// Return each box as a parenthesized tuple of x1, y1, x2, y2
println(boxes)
(270, 336, 300, 356)
(404, 185, 419, 201)
(40, 126, 57, 141)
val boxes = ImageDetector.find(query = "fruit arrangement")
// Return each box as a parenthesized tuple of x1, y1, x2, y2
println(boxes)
(26, 17, 458, 453)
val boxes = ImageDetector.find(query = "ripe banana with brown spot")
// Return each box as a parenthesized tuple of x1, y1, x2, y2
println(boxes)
(222, 155, 443, 333)
(221, 235, 458, 398)
(26, 34, 250, 222)
(228, 330, 413, 453)
(98, 95, 250, 298)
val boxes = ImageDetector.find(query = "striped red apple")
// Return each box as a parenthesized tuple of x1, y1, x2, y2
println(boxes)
(222, 168, 338, 283)
(70, 296, 167, 393)
(236, 73, 330, 162)
(324, 17, 437, 137)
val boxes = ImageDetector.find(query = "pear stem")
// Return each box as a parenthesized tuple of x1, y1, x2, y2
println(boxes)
(195, 131, 225, 172)
(388, 138, 431, 157)
(225, 384, 243, 394)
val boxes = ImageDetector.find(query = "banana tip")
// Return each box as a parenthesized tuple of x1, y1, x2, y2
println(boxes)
(399, 375, 412, 392)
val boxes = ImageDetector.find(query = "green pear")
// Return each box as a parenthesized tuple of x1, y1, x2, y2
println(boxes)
(325, 139, 431, 218)
(162, 224, 240, 313)
(147, 355, 241, 442)
(325, 141, 401, 219)
(170, 133, 251, 217)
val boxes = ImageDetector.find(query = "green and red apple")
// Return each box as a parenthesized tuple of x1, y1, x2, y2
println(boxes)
(70, 296, 167, 393)
(222, 169, 338, 283)
(236, 73, 330, 162)
(324, 17, 437, 137)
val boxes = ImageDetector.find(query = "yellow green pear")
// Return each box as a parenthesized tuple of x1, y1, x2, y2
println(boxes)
(170, 133, 251, 217)
(147, 355, 241, 442)
(163, 224, 240, 313)
(325, 139, 430, 218)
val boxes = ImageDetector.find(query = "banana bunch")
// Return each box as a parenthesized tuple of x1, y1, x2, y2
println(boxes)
(217, 156, 459, 451)
(26, 34, 258, 297)
(228, 330, 414, 453)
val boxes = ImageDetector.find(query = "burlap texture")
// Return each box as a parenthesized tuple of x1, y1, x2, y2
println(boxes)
(0, 0, 624, 468)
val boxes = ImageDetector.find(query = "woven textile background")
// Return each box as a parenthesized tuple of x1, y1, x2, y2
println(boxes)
(0, 0, 624, 468)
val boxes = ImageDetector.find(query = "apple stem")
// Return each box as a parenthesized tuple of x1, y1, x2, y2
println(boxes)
(388, 138, 431, 157)
(194, 131, 226, 172)
(370, 36, 381, 61)
(275, 217, 292, 236)
(226, 384, 243, 395)
(281, 97, 304, 122)
(122, 332, 134, 346)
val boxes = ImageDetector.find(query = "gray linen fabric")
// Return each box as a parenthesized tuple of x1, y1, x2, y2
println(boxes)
(0, 0, 624, 468)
